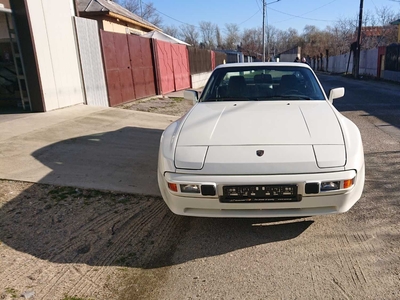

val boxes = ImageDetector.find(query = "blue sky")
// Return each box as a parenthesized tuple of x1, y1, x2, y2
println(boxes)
(144, 0, 400, 32)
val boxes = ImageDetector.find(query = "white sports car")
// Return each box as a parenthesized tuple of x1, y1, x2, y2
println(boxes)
(157, 62, 365, 218)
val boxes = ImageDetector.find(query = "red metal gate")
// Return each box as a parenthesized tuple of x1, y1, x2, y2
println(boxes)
(171, 44, 191, 91)
(101, 30, 135, 106)
(377, 46, 386, 79)
(128, 34, 156, 99)
(100, 30, 156, 106)
(211, 51, 216, 70)
(154, 40, 191, 94)
(154, 40, 175, 94)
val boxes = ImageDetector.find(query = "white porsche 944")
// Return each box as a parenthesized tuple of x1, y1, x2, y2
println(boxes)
(157, 62, 365, 218)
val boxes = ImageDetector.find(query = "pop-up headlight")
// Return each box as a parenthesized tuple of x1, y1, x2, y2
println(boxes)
(180, 184, 200, 194)
(321, 181, 340, 191)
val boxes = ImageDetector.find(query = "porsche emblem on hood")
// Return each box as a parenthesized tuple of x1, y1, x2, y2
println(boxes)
(256, 150, 264, 157)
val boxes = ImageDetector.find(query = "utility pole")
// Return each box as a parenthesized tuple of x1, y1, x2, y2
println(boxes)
(262, 0, 280, 62)
(262, 0, 266, 62)
(354, 0, 364, 78)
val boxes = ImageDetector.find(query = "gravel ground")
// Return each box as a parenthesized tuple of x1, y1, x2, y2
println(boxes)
(0, 180, 187, 300)
(121, 96, 194, 117)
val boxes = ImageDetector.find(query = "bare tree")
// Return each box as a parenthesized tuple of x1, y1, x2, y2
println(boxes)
(241, 27, 262, 58)
(326, 25, 348, 55)
(199, 21, 216, 49)
(331, 16, 358, 54)
(163, 25, 180, 38)
(215, 25, 223, 49)
(333, 7, 399, 51)
(266, 25, 279, 58)
(301, 25, 328, 58)
(372, 6, 399, 46)
(274, 27, 301, 54)
(224, 23, 240, 50)
(116, 0, 162, 27)
(180, 24, 199, 47)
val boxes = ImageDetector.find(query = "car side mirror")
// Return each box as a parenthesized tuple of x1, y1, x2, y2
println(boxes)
(328, 87, 345, 103)
(184, 90, 199, 105)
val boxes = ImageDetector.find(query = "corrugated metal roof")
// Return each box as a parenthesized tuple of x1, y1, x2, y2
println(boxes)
(77, 0, 160, 30)
(142, 31, 190, 46)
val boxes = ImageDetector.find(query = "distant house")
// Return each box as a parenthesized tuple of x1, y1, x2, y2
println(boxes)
(358, 26, 397, 48)
(276, 46, 302, 63)
(213, 49, 253, 63)
(390, 19, 400, 43)
(77, 0, 160, 35)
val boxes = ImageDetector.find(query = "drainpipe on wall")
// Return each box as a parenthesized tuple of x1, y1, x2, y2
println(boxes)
(71, 0, 79, 17)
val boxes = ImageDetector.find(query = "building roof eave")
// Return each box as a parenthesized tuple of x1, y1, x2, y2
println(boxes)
(108, 11, 158, 32)
(390, 19, 400, 25)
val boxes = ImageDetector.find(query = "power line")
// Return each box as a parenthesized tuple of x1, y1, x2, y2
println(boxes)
(239, 8, 262, 25)
(298, 0, 339, 17)
(139, 1, 200, 28)
(141, 0, 339, 31)
(369, 0, 378, 10)
(267, 0, 339, 25)
(268, 6, 336, 23)
(141, 0, 262, 29)
(155, 9, 200, 27)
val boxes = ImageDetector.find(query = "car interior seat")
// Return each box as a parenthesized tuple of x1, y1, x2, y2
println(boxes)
(276, 74, 299, 95)
(227, 76, 247, 97)
(254, 74, 272, 84)
(253, 74, 273, 98)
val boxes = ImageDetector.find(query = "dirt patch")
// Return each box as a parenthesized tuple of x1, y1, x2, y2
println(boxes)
(0, 180, 188, 300)
(121, 96, 193, 117)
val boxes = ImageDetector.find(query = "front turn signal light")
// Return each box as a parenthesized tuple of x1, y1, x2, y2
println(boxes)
(168, 182, 178, 192)
(343, 178, 354, 189)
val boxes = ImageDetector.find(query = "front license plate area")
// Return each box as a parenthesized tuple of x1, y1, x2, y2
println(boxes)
(220, 185, 301, 203)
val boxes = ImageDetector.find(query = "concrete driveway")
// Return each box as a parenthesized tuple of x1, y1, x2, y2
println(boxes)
(0, 104, 178, 195)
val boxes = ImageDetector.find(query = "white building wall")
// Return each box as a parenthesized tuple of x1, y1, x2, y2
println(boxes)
(26, 0, 84, 111)
(327, 53, 353, 74)
(191, 72, 212, 89)
(359, 48, 378, 77)
(326, 48, 378, 76)
(280, 53, 297, 62)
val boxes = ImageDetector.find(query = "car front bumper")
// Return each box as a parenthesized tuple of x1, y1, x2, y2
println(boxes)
(158, 168, 365, 218)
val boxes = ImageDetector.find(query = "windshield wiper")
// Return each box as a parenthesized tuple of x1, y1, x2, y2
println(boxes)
(273, 95, 312, 100)
(204, 97, 252, 102)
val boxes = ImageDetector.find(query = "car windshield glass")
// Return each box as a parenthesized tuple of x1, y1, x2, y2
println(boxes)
(200, 65, 325, 102)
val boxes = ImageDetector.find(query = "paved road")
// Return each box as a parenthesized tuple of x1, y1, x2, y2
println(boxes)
(123, 74, 400, 299)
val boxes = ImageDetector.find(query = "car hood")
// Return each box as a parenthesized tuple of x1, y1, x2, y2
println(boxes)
(174, 101, 346, 173)
(177, 101, 344, 146)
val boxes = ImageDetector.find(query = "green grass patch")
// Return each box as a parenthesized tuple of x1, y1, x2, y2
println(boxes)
(170, 97, 184, 102)
(48, 186, 82, 202)
(5, 288, 18, 298)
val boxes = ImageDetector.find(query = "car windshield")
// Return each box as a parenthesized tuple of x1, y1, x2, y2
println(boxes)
(200, 65, 325, 102)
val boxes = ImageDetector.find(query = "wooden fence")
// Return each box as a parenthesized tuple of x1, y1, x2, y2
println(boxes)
(188, 47, 212, 74)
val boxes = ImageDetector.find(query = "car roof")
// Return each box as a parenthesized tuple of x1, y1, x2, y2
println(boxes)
(215, 62, 312, 70)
